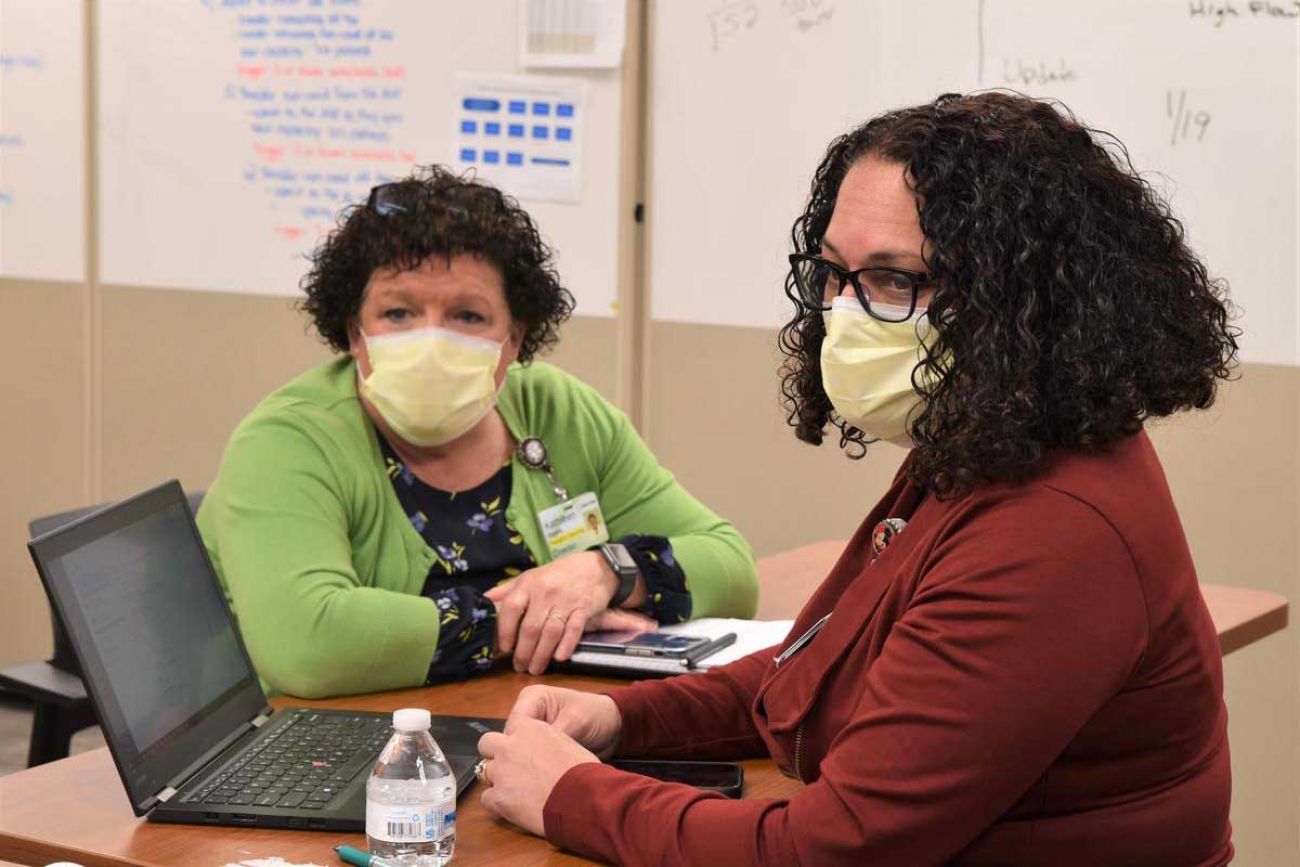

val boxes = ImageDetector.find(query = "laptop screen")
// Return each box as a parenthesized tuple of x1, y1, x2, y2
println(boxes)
(30, 481, 268, 814)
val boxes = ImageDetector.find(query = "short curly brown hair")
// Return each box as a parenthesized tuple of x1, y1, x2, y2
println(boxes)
(780, 92, 1239, 497)
(299, 165, 574, 363)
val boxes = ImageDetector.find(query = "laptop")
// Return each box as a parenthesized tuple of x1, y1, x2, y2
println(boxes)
(28, 479, 503, 832)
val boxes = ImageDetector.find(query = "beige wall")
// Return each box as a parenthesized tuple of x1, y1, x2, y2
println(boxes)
(0, 278, 90, 664)
(1151, 363, 1300, 865)
(99, 287, 330, 500)
(646, 319, 1299, 865)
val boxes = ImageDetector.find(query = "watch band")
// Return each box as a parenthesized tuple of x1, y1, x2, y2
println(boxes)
(600, 542, 640, 608)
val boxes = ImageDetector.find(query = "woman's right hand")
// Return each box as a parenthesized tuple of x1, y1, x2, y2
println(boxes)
(507, 685, 623, 760)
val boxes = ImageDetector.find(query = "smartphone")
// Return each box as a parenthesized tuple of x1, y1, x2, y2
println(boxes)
(610, 759, 744, 798)
(577, 630, 715, 658)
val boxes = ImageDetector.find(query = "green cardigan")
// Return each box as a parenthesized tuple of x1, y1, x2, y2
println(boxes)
(197, 357, 758, 698)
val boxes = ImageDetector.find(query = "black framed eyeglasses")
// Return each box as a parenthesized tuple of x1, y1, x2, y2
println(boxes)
(787, 253, 931, 322)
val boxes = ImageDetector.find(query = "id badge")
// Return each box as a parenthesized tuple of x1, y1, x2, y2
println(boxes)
(538, 492, 610, 558)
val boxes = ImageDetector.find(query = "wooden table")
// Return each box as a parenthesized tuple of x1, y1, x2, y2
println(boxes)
(0, 671, 802, 867)
(0, 541, 1286, 866)
(756, 540, 1290, 655)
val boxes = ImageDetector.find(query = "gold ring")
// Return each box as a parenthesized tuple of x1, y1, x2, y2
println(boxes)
(549, 611, 567, 621)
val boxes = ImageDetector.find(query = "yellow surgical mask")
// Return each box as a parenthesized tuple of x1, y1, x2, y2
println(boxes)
(358, 325, 503, 447)
(820, 296, 934, 445)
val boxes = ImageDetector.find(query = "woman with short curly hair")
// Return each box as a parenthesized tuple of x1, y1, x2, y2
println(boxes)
(198, 166, 757, 698)
(479, 94, 1238, 865)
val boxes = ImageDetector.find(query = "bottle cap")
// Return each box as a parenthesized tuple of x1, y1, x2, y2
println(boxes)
(392, 708, 432, 732)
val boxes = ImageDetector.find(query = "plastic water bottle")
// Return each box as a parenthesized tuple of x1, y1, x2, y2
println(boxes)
(366, 708, 456, 866)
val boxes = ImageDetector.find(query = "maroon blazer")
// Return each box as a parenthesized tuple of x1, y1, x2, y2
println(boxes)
(543, 432, 1232, 865)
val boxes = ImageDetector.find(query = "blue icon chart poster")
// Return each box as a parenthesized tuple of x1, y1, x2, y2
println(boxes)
(452, 73, 586, 204)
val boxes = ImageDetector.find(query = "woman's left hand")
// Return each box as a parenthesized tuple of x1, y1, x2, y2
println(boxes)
(486, 552, 619, 674)
(477, 716, 600, 837)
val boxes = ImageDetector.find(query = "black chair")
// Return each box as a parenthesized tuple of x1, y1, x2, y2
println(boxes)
(0, 491, 205, 767)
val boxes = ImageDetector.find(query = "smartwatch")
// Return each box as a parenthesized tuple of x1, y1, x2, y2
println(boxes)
(599, 542, 640, 608)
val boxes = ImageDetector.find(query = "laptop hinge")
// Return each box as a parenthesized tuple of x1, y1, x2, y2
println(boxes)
(155, 785, 178, 804)
(157, 707, 276, 800)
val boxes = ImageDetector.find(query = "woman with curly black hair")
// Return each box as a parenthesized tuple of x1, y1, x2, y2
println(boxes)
(197, 166, 757, 698)
(478, 94, 1238, 865)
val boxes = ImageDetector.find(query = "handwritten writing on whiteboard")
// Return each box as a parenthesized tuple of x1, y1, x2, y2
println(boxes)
(781, 0, 835, 32)
(706, 0, 839, 51)
(209, 0, 416, 246)
(0, 53, 43, 209)
(707, 0, 759, 51)
(0, 53, 42, 71)
(1001, 57, 1077, 86)
(1188, 0, 1300, 26)
(1167, 89, 1212, 144)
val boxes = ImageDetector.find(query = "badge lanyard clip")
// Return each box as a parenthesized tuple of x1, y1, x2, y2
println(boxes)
(517, 437, 568, 500)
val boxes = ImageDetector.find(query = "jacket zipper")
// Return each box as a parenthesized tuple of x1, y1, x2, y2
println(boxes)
(792, 723, 807, 782)
(775, 615, 829, 781)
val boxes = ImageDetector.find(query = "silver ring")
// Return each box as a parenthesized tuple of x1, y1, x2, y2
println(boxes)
(473, 758, 490, 786)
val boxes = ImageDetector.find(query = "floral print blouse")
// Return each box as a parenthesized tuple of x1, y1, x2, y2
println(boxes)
(378, 434, 693, 681)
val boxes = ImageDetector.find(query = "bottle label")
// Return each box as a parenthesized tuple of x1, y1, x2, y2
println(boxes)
(366, 799, 455, 843)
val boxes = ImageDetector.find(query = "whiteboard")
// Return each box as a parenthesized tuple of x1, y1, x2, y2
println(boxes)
(98, 0, 626, 317)
(648, 0, 1300, 366)
(0, 0, 84, 282)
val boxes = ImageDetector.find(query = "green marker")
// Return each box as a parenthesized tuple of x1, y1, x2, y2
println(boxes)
(334, 844, 402, 867)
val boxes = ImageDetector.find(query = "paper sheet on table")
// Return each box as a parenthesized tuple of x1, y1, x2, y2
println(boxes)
(518, 0, 626, 69)
(451, 72, 588, 204)
(660, 618, 795, 670)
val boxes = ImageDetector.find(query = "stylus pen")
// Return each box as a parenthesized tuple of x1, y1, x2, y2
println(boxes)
(335, 844, 402, 867)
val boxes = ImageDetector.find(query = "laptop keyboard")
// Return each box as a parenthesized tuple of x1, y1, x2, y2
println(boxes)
(182, 711, 392, 810)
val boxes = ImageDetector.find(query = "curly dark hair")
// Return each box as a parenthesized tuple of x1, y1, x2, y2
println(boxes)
(300, 165, 573, 363)
(779, 92, 1238, 497)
